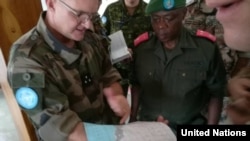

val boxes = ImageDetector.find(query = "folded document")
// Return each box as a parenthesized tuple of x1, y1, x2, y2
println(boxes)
(108, 30, 131, 64)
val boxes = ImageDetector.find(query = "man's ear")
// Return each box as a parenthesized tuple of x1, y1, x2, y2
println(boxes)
(46, 0, 56, 11)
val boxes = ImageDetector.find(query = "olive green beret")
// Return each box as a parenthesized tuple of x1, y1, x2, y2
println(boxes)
(145, 0, 187, 14)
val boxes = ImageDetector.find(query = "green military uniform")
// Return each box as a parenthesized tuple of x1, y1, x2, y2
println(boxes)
(134, 0, 226, 132)
(134, 27, 227, 132)
(7, 12, 121, 141)
(102, 0, 152, 94)
(134, 3, 227, 131)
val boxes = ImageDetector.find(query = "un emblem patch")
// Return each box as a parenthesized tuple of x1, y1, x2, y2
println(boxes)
(163, 0, 175, 10)
(15, 87, 38, 109)
(101, 16, 107, 25)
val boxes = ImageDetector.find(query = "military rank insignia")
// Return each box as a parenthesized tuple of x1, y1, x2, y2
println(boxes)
(196, 29, 216, 42)
(163, 0, 174, 10)
(82, 73, 93, 87)
(15, 87, 38, 109)
(134, 32, 151, 47)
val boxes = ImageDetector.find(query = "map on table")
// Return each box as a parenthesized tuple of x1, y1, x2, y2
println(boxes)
(83, 121, 176, 141)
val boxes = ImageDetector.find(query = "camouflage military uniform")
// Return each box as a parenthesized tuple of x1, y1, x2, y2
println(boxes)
(102, 0, 152, 94)
(183, 1, 206, 32)
(92, 15, 111, 54)
(7, 12, 121, 141)
(205, 15, 238, 79)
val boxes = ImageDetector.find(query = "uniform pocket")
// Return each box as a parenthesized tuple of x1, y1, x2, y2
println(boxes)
(174, 69, 206, 93)
(82, 73, 101, 104)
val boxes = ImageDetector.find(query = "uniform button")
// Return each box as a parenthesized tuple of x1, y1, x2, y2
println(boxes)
(23, 73, 31, 81)
(31, 35, 37, 40)
(182, 73, 186, 77)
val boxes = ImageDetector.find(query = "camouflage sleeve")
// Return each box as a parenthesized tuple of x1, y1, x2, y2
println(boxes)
(84, 31, 121, 88)
(102, 66, 122, 88)
(97, 34, 122, 87)
(205, 15, 216, 34)
(7, 45, 81, 141)
(234, 66, 250, 78)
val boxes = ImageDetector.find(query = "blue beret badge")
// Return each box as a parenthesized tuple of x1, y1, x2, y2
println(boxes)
(101, 16, 107, 25)
(163, 0, 175, 10)
(15, 87, 38, 109)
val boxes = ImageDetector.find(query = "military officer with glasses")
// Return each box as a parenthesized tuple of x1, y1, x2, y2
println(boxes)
(7, 0, 130, 141)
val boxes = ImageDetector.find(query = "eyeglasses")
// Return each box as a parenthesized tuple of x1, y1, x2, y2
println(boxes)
(59, 0, 98, 24)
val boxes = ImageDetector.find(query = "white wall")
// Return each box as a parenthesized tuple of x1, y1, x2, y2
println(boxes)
(99, 0, 118, 16)
(41, 0, 149, 16)
(41, 0, 47, 11)
(99, 0, 149, 15)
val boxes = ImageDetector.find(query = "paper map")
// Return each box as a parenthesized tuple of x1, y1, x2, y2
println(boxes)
(84, 121, 176, 141)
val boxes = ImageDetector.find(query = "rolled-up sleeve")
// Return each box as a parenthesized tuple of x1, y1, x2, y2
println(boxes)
(38, 109, 80, 141)
(98, 38, 122, 88)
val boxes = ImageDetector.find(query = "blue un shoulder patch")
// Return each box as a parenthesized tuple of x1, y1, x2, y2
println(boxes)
(101, 16, 107, 25)
(15, 87, 38, 109)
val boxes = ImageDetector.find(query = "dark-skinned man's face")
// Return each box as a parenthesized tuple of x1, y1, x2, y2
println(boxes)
(151, 8, 186, 42)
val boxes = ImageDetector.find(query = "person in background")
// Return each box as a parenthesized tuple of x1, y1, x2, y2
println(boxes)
(131, 0, 227, 134)
(7, 0, 130, 140)
(102, 0, 152, 95)
(205, 0, 250, 124)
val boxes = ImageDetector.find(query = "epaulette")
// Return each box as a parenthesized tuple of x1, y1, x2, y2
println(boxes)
(18, 29, 41, 57)
(134, 32, 151, 47)
(195, 29, 216, 42)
